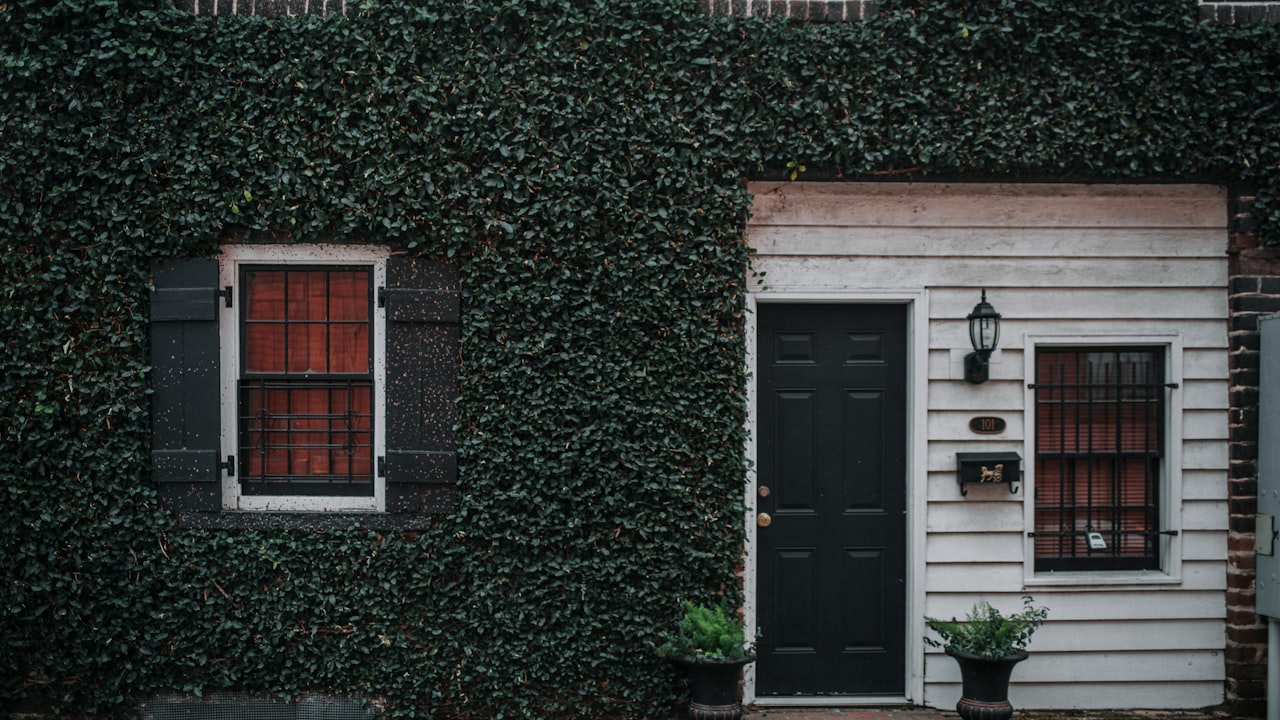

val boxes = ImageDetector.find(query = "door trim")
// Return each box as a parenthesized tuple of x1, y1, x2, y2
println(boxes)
(743, 291, 929, 706)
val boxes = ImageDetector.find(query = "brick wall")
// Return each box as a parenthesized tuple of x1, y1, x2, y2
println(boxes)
(174, 0, 1280, 24)
(693, 0, 876, 21)
(1226, 188, 1276, 717)
(1200, 1, 1280, 23)
(173, 0, 346, 16)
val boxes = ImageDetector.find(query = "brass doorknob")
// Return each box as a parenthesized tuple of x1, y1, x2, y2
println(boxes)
(757, 512, 772, 528)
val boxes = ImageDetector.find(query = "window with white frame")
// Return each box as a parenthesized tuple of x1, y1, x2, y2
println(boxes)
(222, 249, 385, 510)
(1028, 340, 1178, 574)
(150, 245, 460, 521)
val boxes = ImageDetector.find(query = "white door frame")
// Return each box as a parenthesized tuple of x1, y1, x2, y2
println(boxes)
(743, 289, 929, 706)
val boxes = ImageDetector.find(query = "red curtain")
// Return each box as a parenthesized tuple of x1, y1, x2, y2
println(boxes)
(1034, 350, 1160, 560)
(241, 269, 371, 482)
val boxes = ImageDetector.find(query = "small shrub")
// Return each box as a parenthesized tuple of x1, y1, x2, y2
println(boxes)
(924, 596, 1048, 660)
(658, 600, 752, 661)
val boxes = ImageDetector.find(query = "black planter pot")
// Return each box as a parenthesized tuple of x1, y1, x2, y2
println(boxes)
(671, 655, 756, 720)
(945, 647, 1028, 720)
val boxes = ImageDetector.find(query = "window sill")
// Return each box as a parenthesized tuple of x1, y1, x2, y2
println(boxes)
(1025, 569, 1180, 589)
(177, 510, 436, 531)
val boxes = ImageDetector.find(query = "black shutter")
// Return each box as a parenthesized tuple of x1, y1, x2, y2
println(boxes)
(149, 258, 223, 514)
(384, 256, 460, 513)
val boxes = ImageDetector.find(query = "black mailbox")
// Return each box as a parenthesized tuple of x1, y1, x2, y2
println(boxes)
(956, 452, 1021, 496)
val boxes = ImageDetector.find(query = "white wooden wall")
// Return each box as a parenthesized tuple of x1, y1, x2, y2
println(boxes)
(746, 182, 1229, 710)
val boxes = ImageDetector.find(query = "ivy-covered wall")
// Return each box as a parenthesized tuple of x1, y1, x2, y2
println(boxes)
(3, 0, 1279, 717)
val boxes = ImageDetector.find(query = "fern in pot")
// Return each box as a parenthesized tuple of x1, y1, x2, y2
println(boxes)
(657, 599, 756, 720)
(925, 596, 1048, 720)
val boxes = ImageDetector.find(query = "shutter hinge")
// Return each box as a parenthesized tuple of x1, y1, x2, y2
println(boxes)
(220, 455, 236, 477)
(377, 287, 387, 308)
(1166, 382, 1180, 389)
(377, 456, 386, 477)
(219, 286, 233, 308)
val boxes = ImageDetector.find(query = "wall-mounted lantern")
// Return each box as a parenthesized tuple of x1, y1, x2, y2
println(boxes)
(964, 289, 1002, 384)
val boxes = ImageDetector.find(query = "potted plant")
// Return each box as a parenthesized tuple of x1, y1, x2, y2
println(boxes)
(925, 596, 1048, 720)
(657, 599, 756, 720)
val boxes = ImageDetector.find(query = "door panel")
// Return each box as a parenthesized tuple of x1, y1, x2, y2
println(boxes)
(755, 303, 907, 697)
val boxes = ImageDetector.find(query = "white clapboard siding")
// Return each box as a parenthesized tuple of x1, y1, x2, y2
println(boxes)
(927, 681, 1225, 711)
(929, 288, 1227, 320)
(750, 227, 1224, 258)
(926, 650, 1223, 684)
(1001, 683, 1225, 711)
(925, 590, 1225, 622)
(747, 182, 1228, 710)
(1183, 470, 1230, 501)
(757, 256, 1228, 291)
(1184, 530, 1228, 560)
(1031, 619, 1226, 653)
(749, 182, 1225, 228)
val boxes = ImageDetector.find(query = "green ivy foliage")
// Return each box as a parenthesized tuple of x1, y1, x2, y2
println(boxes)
(2, 0, 1278, 716)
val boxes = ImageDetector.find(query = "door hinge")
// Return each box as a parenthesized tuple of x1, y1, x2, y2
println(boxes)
(219, 286, 233, 308)
(220, 455, 236, 477)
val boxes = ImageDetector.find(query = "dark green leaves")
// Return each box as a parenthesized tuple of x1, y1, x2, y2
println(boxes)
(2, 0, 1278, 716)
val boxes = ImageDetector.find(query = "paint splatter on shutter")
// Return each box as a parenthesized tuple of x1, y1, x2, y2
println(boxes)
(384, 256, 460, 513)
(149, 258, 223, 513)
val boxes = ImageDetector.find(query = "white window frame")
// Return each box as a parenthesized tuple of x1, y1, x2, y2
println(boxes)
(218, 244, 389, 512)
(1022, 333, 1184, 586)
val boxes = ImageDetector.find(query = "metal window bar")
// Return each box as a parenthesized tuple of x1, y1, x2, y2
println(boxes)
(1034, 349, 1163, 570)
(238, 379, 374, 490)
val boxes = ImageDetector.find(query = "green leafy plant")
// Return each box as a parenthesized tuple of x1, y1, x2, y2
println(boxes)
(658, 600, 753, 661)
(925, 596, 1048, 660)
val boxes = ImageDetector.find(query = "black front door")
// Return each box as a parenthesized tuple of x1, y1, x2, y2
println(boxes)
(755, 303, 908, 697)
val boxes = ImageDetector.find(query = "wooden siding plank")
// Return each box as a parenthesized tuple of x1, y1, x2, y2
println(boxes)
(925, 560, 1225, 592)
(926, 563, 1025, 591)
(1030, 619, 1226, 653)
(925, 591, 1224, 621)
(749, 227, 1225, 258)
(748, 182, 1226, 229)
(1183, 530, 1229, 560)
(1183, 440, 1229, 471)
(928, 502, 1025, 533)
(1184, 349, 1229, 380)
(926, 650, 1224, 684)
(754, 256, 1228, 292)
(1184, 409, 1228, 441)
(926, 532, 1024, 563)
(1183, 500, 1229, 531)
(928, 411, 1025, 441)
(926, 288, 1227, 320)
(927, 682, 1224, 711)
(1183, 380, 1229, 410)
(928, 318, 1228, 351)
(1182, 470, 1229, 501)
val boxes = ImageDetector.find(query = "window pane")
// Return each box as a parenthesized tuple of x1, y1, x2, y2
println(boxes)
(286, 322, 328, 374)
(329, 271, 369, 321)
(287, 270, 328, 321)
(238, 264, 374, 495)
(244, 271, 286, 321)
(1034, 348, 1163, 571)
(239, 380, 373, 494)
(245, 324, 285, 373)
(330, 324, 369, 373)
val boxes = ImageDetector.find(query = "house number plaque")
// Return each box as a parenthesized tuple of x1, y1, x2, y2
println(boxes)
(968, 416, 1006, 434)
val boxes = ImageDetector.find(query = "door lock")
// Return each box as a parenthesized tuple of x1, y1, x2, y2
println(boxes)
(757, 512, 772, 528)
